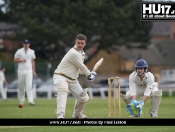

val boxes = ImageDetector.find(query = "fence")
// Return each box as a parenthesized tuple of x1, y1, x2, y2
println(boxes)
(88, 87, 129, 99)
(4, 86, 128, 99)
(2, 86, 175, 99)
(4, 85, 56, 99)
(1, 61, 60, 82)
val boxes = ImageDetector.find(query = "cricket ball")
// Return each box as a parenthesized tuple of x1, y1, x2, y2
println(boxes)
(18, 104, 23, 108)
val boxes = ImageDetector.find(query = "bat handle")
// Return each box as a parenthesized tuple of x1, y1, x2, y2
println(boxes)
(92, 70, 95, 72)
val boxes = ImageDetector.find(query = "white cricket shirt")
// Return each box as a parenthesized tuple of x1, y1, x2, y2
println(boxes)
(129, 71, 155, 96)
(14, 48, 36, 70)
(54, 46, 91, 80)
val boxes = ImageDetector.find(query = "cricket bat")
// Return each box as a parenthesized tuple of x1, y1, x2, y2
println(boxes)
(92, 58, 104, 72)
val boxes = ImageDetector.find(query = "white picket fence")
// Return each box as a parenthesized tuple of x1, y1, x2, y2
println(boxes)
(2, 86, 175, 99)
(88, 87, 129, 99)
(4, 85, 56, 99)
(3, 86, 129, 99)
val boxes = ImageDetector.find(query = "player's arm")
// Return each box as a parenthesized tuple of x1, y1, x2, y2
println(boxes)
(69, 52, 91, 77)
(1, 73, 8, 85)
(14, 50, 26, 63)
(79, 70, 84, 75)
(129, 74, 137, 100)
(141, 95, 148, 102)
(138, 73, 155, 106)
(4, 77, 8, 85)
(32, 59, 37, 78)
(141, 82, 154, 103)
(14, 58, 26, 63)
(144, 73, 155, 97)
(69, 52, 96, 81)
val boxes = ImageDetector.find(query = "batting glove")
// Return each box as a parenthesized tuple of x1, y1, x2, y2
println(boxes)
(87, 74, 95, 81)
(91, 71, 97, 76)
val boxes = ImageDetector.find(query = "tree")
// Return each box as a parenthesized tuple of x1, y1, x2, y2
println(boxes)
(1, 0, 152, 61)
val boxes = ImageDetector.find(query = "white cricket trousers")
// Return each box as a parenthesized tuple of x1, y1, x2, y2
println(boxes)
(0, 83, 6, 99)
(18, 69, 34, 103)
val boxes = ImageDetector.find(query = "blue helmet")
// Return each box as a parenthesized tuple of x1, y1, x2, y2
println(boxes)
(135, 59, 148, 72)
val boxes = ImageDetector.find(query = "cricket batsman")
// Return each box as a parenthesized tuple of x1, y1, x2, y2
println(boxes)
(121, 59, 162, 117)
(53, 34, 96, 119)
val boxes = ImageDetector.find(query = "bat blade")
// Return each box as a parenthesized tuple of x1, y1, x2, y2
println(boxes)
(93, 58, 104, 72)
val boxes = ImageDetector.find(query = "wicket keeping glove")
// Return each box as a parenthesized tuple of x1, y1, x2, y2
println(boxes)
(126, 99, 142, 117)
(126, 104, 134, 116)
(126, 100, 137, 116)
(136, 100, 144, 117)
(137, 100, 144, 107)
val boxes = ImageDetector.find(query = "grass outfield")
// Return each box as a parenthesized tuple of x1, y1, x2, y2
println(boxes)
(0, 126, 174, 132)
(0, 96, 175, 131)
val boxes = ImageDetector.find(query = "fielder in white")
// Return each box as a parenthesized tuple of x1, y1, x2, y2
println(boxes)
(121, 59, 162, 117)
(0, 67, 8, 100)
(53, 34, 96, 119)
(14, 39, 37, 108)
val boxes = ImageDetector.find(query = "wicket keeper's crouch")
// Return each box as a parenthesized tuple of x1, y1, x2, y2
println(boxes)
(121, 59, 162, 117)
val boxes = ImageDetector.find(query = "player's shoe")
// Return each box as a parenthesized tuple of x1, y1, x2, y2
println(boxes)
(29, 102, 36, 106)
(150, 110, 158, 117)
(57, 113, 64, 119)
(72, 113, 87, 119)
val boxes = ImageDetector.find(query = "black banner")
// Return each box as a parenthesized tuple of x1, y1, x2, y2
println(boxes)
(140, 2, 175, 21)
(0, 119, 175, 126)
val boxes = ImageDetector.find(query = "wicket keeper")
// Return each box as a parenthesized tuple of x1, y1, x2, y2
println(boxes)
(121, 59, 162, 117)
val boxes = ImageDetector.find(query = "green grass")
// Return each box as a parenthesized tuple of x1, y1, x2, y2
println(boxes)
(0, 126, 174, 132)
(0, 96, 175, 131)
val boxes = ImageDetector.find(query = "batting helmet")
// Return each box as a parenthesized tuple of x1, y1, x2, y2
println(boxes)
(135, 59, 148, 72)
